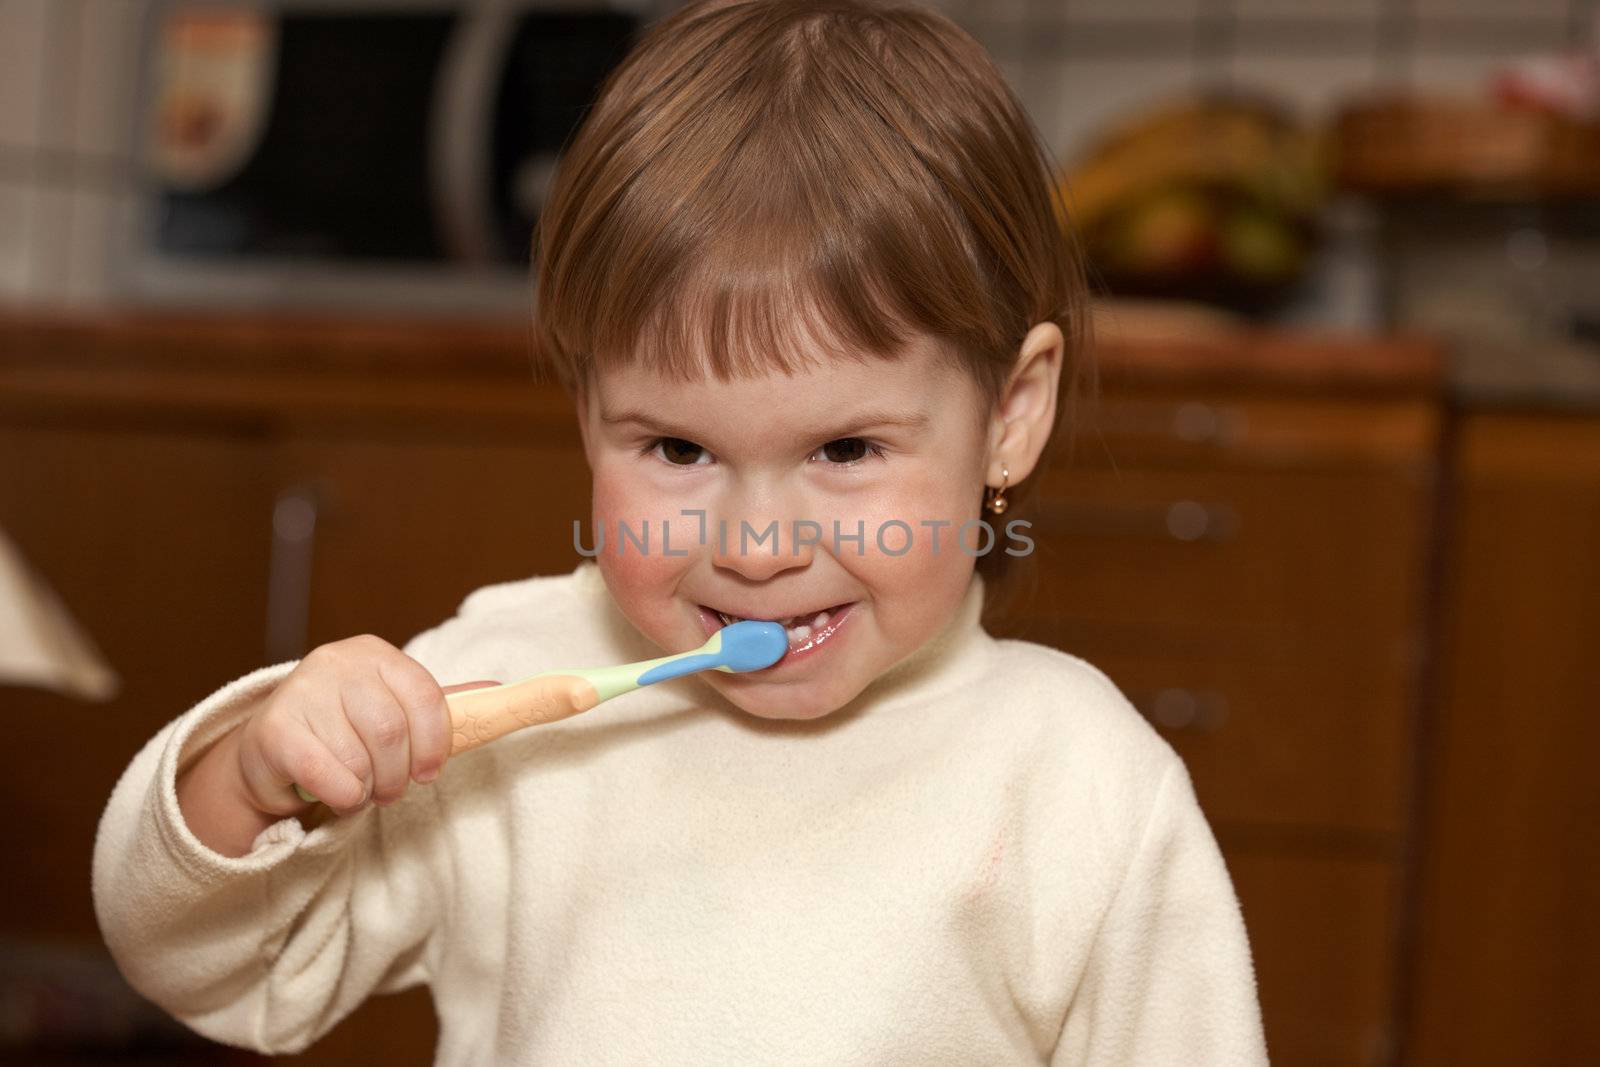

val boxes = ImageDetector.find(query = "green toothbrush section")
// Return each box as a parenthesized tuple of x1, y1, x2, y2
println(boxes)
(487, 628, 733, 709)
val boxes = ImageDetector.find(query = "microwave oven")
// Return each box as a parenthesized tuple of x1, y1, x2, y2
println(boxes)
(114, 0, 681, 317)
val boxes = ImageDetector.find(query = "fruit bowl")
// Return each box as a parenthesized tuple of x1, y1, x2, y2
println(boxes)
(1057, 93, 1325, 315)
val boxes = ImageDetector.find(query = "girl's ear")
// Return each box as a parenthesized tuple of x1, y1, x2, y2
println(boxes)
(987, 321, 1064, 486)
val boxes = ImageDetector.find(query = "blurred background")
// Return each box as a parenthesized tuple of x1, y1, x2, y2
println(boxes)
(2, 0, 1597, 1064)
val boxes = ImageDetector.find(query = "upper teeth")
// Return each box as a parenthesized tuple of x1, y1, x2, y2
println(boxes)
(718, 608, 833, 631)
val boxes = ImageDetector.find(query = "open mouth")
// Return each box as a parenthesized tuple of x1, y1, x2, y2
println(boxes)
(700, 602, 855, 652)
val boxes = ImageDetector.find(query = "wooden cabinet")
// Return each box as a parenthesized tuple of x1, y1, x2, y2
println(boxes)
(1406, 412, 1600, 1067)
(1228, 849, 1402, 1066)
(0, 421, 276, 943)
(272, 430, 590, 654)
(991, 387, 1443, 1066)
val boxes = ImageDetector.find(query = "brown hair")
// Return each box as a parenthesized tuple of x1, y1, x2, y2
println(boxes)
(530, 0, 1095, 619)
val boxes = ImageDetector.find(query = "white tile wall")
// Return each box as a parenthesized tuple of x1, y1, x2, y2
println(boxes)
(0, 180, 32, 300)
(63, 186, 119, 304)
(1405, 49, 1516, 94)
(32, 1, 79, 157)
(0, 0, 1593, 315)
(27, 184, 72, 299)
(1412, 14, 1570, 53)
(0, 0, 48, 151)
(1414, 0, 1567, 16)
(1040, 56, 1198, 162)
(1230, 52, 1383, 119)
(0, 0, 149, 306)
(968, 0, 1029, 24)
(1062, 0, 1203, 21)
(995, 56, 1030, 100)
(72, 0, 148, 159)
(1233, 14, 1379, 53)
(1231, 0, 1383, 17)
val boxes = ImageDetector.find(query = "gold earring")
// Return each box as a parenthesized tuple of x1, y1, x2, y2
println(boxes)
(985, 464, 1009, 515)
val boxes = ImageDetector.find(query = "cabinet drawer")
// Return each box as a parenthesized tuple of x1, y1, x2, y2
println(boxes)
(1065, 391, 1438, 470)
(272, 435, 590, 652)
(1222, 844, 1401, 1067)
(1022, 463, 1432, 657)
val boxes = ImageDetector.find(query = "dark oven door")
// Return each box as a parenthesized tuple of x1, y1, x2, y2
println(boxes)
(130, 0, 670, 312)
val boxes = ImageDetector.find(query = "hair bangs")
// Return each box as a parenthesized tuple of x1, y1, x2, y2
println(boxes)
(594, 217, 942, 388)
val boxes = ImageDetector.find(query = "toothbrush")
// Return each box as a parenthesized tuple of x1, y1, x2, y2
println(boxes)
(292, 620, 789, 805)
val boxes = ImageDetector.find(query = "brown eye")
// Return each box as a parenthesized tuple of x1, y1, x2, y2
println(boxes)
(820, 438, 868, 464)
(657, 437, 706, 465)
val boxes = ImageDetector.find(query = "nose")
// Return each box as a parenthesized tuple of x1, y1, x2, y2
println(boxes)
(711, 491, 816, 581)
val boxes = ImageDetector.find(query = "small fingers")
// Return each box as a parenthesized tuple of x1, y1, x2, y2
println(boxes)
(246, 705, 367, 814)
(377, 656, 456, 785)
(339, 676, 411, 808)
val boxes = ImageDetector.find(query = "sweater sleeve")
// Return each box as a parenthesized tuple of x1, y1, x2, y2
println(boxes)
(91, 628, 455, 1055)
(1051, 758, 1270, 1066)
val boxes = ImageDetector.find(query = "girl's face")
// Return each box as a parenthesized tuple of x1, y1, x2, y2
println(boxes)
(576, 337, 991, 721)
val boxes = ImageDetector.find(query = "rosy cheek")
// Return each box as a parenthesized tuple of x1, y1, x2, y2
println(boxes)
(852, 483, 972, 577)
(590, 478, 622, 552)
(891, 526, 949, 578)
(600, 550, 680, 599)
(592, 473, 692, 617)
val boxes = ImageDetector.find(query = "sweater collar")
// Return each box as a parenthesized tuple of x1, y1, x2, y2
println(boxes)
(570, 559, 994, 717)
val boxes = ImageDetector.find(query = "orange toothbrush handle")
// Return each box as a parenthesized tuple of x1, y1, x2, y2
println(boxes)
(445, 673, 601, 756)
(291, 673, 602, 805)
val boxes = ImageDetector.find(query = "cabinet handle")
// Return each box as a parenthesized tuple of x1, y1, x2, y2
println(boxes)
(1092, 402, 1247, 447)
(265, 481, 328, 663)
(1035, 498, 1240, 542)
(1133, 688, 1230, 733)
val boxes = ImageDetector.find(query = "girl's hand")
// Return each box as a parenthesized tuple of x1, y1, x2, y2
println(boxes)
(234, 635, 499, 817)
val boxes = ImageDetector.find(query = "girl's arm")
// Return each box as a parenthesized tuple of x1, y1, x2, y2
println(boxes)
(174, 701, 284, 858)
(91, 629, 455, 1056)
(1050, 759, 1270, 1065)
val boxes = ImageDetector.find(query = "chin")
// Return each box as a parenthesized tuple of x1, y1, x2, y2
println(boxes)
(700, 675, 851, 722)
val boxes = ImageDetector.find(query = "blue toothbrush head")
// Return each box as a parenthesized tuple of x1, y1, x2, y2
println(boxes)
(633, 620, 789, 687)
(717, 619, 789, 671)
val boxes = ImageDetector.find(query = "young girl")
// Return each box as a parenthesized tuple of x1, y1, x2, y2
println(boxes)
(93, 1, 1268, 1062)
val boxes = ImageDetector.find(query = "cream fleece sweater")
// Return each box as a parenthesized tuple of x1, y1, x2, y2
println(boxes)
(93, 560, 1268, 1065)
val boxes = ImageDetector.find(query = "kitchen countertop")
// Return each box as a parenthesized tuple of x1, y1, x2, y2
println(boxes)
(0, 304, 1446, 426)
(1448, 335, 1600, 412)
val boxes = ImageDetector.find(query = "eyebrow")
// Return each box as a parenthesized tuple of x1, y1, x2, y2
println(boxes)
(599, 406, 931, 440)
